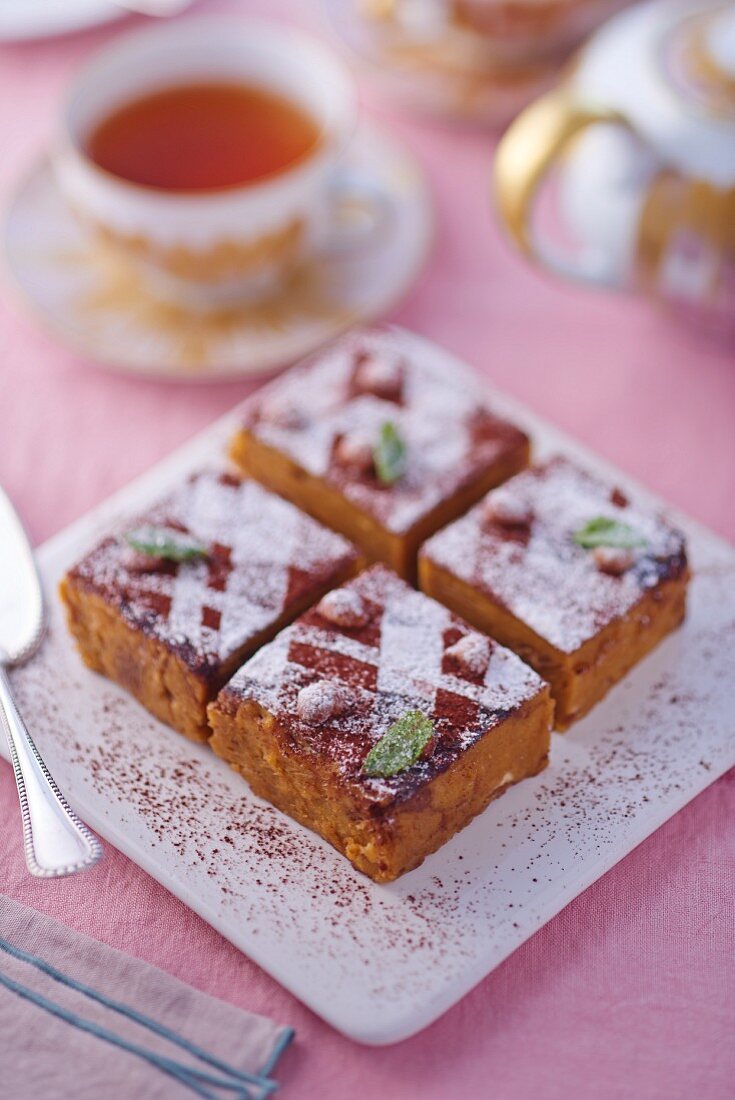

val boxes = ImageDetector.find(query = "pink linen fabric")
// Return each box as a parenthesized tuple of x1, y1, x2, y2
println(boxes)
(0, 1, 733, 1097)
(0, 896, 291, 1099)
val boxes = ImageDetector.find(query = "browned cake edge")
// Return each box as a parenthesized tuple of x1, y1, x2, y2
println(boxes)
(59, 555, 362, 742)
(207, 687, 552, 882)
(230, 428, 530, 582)
(419, 556, 690, 730)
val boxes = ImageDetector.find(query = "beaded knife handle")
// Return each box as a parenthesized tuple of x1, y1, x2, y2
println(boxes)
(0, 662, 102, 877)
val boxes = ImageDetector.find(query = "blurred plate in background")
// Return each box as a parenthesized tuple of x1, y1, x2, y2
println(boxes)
(0, 0, 126, 41)
(323, 0, 635, 127)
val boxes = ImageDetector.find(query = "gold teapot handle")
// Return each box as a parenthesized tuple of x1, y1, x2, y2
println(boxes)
(494, 86, 637, 286)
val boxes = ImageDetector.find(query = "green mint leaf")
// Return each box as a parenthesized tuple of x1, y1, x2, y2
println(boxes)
(573, 516, 647, 550)
(363, 710, 434, 778)
(125, 527, 208, 562)
(373, 421, 406, 486)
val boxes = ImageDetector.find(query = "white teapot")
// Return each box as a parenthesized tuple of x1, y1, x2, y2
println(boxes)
(495, 0, 735, 329)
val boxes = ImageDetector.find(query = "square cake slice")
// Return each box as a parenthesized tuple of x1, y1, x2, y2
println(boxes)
(208, 564, 552, 882)
(230, 325, 530, 581)
(419, 455, 690, 730)
(60, 471, 360, 741)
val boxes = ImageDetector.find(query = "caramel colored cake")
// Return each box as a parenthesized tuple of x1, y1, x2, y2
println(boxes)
(60, 471, 360, 741)
(208, 565, 552, 882)
(420, 456, 689, 730)
(230, 326, 530, 581)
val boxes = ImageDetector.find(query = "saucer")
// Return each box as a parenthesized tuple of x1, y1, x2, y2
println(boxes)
(0, 0, 124, 41)
(3, 122, 433, 381)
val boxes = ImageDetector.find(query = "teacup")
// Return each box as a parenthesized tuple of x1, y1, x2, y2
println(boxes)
(53, 17, 381, 309)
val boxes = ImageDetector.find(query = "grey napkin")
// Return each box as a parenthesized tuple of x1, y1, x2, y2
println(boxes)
(0, 896, 293, 1100)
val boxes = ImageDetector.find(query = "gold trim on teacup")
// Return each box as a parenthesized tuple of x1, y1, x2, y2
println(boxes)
(359, 0, 397, 19)
(451, 0, 601, 39)
(385, 32, 561, 76)
(90, 217, 306, 284)
(660, 5, 735, 120)
(361, 0, 608, 38)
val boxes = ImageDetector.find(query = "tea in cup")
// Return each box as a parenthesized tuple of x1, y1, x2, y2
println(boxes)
(54, 17, 385, 308)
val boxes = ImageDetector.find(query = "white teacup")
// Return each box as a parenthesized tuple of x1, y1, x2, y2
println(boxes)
(54, 17, 383, 309)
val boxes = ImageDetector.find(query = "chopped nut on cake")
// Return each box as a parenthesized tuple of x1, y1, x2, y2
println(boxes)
(420, 456, 689, 729)
(60, 470, 360, 741)
(230, 325, 530, 580)
(208, 565, 552, 882)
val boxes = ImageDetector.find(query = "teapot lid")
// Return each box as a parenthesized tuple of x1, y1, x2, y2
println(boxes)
(572, 0, 735, 188)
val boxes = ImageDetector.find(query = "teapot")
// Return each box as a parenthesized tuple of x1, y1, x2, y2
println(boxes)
(494, 0, 735, 329)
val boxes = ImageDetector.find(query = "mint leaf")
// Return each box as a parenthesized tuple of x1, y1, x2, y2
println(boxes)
(125, 527, 208, 562)
(373, 421, 406, 486)
(363, 710, 433, 778)
(573, 516, 647, 550)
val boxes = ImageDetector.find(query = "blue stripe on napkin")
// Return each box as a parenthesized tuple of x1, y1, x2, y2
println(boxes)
(0, 936, 292, 1099)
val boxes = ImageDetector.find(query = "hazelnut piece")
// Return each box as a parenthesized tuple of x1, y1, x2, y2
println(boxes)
(297, 680, 352, 725)
(593, 546, 635, 575)
(334, 432, 375, 474)
(445, 632, 491, 678)
(482, 489, 533, 528)
(354, 351, 403, 401)
(317, 589, 369, 629)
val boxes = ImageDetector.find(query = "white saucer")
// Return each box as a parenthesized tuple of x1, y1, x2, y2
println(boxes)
(0, 0, 124, 41)
(3, 122, 433, 381)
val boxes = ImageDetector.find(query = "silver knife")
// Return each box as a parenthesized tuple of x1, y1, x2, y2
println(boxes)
(0, 486, 102, 877)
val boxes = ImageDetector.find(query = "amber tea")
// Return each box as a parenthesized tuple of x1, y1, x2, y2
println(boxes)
(86, 81, 321, 192)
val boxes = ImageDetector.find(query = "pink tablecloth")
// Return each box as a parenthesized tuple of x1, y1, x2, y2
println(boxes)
(1, 2, 733, 1097)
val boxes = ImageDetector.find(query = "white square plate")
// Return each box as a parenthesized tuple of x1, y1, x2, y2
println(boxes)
(5, 335, 735, 1045)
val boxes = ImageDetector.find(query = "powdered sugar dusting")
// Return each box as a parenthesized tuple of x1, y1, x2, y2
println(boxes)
(68, 470, 358, 679)
(243, 326, 528, 533)
(422, 456, 688, 653)
(482, 486, 533, 528)
(333, 430, 374, 473)
(219, 564, 546, 806)
(297, 680, 353, 725)
(316, 588, 369, 628)
(593, 546, 635, 575)
(7, 386, 734, 1045)
(354, 348, 403, 399)
(445, 632, 491, 678)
